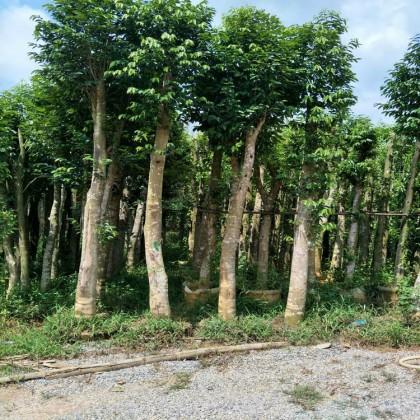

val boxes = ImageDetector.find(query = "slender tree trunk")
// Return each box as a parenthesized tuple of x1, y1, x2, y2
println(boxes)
(51, 185, 66, 280)
(75, 80, 107, 317)
(199, 149, 223, 285)
(96, 126, 124, 297)
(345, 183, 363, 280)
(373, 136, 394, 275)
(394, 140, 420, 281)
(40, 183, 61, 291)
(108, 184, 128, 278)
(248, 192, 262, 263)
(218, 116, 266, 320)
(144, 105, 171, 317)
(68, 189, 81, 273)
(284, 163, 314, 327)
(255, 166, 282, 288)
(16, 128, 30, 290)
(4, 236, 19, 297)
(358, 186, 372, 266)
(256, 210, 273, 288)
(127, 201, 145, 271)
(330, 188, 346, 272)
(191, 187, 205, 271)
(36, 194, 46, 265)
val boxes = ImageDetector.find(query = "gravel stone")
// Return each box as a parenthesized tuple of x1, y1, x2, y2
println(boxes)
(0, 345, 419, 419)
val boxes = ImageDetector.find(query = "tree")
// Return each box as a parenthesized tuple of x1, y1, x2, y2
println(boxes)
(284, 12, 358, 326)
(121, 0, 214, 317)
(33, 0, 131, 316)
(381, 34, 420, 281)
(196, 7, 299, 320)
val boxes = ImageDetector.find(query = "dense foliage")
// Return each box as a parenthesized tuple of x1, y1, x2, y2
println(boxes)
(0, 1, 419, 353)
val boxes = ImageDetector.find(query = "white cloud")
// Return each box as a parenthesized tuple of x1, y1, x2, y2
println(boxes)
(0, 5, 45, 90)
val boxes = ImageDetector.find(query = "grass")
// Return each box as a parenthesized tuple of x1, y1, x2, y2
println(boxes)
(0, 267, 419, 360)
(0, 363, 34, 376)
(285, 384, 324, 410)
(167, 372, 193, 390)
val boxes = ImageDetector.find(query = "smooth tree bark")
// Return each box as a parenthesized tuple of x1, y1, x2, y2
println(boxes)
(51, 185, 66, 280)
(75, 80, 107, 317)
(358, 186, 372, 266)
(40, 183, 62, 291)
(199, 149, 223, 285)
(255, 165, 282, 288)
(248, 191, 262, 263)
(345, 183, 363, 280)
(144, 105, 171, 317)
(284, 163, 315, 327)
(218, 116, 266, 320)
(108, 184, 129, 278)
(372, 136, 394, 275)
(96, 160, 123, 297)
(394, 140, 420, 281)
(16, 128, 30, 290)
(37, 194, 46, 259)
(68, 189, 81, 273)
(330, 189, 346, 272)
(127, 201, 145, 271)
(3, 236, 19, 297)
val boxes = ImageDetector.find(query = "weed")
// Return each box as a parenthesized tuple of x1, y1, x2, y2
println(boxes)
(167, 372, 192, 390)
(285, 384, 324, 410)
(197, 315, 274, 343)
(381, 370, 397, 383)
(0, 363, 34, 376)
(361, 374, 374, 383)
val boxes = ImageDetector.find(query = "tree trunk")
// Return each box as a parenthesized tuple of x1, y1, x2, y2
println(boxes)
(40, 183, 61, 291)
(330, 188, 346, 272)
(36, 194, 46, 264)
(96, 136, 124, 297)
(394, 140, 420, 281)
(345, 183, 363, 280)
(68, 189, 81, 273)
(248, 192, 262, 264)
(144, 105, 171, 317)
(4, 236, 19, 297)
(127, 201, 145, 271)
(199, 149, 223, 285)
(358, 186, 372, 266)
(256, 210, 272, 288)
(75, 80, 107, 317)
(51, 185, 66, 280)
(108, 184, 128, 278)
(373, 136, 394, 275)
(218, 116, 266, 320)
(191, 188, 205, 271)
(255, 166, 282, 289)
(284, 163, 314, 327)
(16, 128, 30, 290)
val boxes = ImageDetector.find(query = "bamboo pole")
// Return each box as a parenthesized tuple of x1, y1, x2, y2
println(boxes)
(0, 341, 287, 385)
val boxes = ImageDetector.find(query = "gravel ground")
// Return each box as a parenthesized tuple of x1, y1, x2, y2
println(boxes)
(1, 345, 419, 419)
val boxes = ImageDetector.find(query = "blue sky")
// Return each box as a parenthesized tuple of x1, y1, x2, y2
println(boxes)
(0, 0, 418, 123)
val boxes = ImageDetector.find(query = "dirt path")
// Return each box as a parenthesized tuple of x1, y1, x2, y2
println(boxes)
(1, 345, 419, 419)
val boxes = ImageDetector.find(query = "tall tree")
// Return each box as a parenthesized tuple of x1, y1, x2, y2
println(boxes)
(196, 7, 299, 320)
(285, 12, 358, 326)
(33, 0, 131, 316)
(122, 0, 213, 316)
(381, 34, 420, 281)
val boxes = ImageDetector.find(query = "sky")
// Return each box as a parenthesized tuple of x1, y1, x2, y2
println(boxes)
(0, 0, 418, 123)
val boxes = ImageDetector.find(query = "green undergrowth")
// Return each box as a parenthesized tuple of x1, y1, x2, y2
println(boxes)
(1, 270, 419, 360)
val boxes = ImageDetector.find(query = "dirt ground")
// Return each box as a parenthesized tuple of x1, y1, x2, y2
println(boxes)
(1, 345, 419, 419)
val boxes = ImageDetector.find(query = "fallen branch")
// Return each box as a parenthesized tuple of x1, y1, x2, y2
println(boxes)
(0, 341, 287, 385)
(398, 355, 420, 370)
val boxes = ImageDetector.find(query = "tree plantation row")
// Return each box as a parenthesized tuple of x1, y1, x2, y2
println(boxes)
(0, 0, 419, 327)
